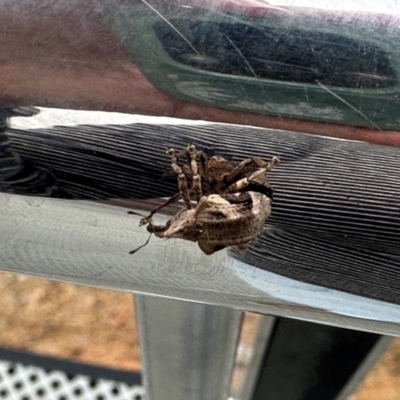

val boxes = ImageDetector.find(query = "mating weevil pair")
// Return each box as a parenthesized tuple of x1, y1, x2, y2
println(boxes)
(129, 144, 279, 255)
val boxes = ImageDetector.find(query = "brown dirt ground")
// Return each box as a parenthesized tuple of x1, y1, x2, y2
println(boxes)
(0, 270, 399, 399)
(0, 272, 140, 371)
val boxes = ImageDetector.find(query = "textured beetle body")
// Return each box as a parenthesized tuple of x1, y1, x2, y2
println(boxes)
(132, 145, 279, 255)
(153, 191, 271, 254)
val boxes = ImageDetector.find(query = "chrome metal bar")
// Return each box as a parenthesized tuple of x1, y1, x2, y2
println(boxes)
(1, 194, 400, 336)
(232, 315, 276, 400)
(135, 295, 242, 400)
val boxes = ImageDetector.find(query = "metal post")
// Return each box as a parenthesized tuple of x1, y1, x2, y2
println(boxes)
(135, 295, 243, 400)
(233, 315, 276, 400)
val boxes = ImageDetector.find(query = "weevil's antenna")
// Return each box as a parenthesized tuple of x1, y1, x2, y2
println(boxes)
(127, 192, 182, 254)
(131, 192, 181, 224)
(127, 210, 153, 254)
(129, 232, 153, 255)
(127, 210, 146, 216)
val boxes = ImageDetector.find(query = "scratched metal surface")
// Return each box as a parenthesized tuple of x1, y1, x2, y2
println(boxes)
(2, 120, 400, 309)
(1, 1, 400, 144)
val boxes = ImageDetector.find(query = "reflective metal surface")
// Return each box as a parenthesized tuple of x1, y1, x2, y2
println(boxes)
(0, 1, 400, 143)
(1, 193, 400, 336)
(233, 315, 275, 400)
(135, 295, 242, 400)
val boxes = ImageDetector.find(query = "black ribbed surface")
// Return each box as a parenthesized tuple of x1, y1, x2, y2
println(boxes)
(4, 122, 400, 304)
(0, 107, 67, 197)
(252, 318, 379, 400)
(232, 228, 400, 304)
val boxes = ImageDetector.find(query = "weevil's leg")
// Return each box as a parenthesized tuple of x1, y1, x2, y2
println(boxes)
(224, 155, 280, 184)
(224, 158, 253, 184)
(224, 168, 273, 198)
(167, 147, 192, 209)
(248, 167, 268, 182)
(252, 155, 280, 171)
(224, 176, 251, 194)
(187, 144, 202, 203)
(224, 155, 279, 195)
(246, 158, 278, 184)
(197, 149, 209, 180)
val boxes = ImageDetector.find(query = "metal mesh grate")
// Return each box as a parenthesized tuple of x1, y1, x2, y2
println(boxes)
(0, 359, 145, 400)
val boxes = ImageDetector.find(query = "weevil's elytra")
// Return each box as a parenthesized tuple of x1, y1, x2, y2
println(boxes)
(130, 144, 279, 255)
